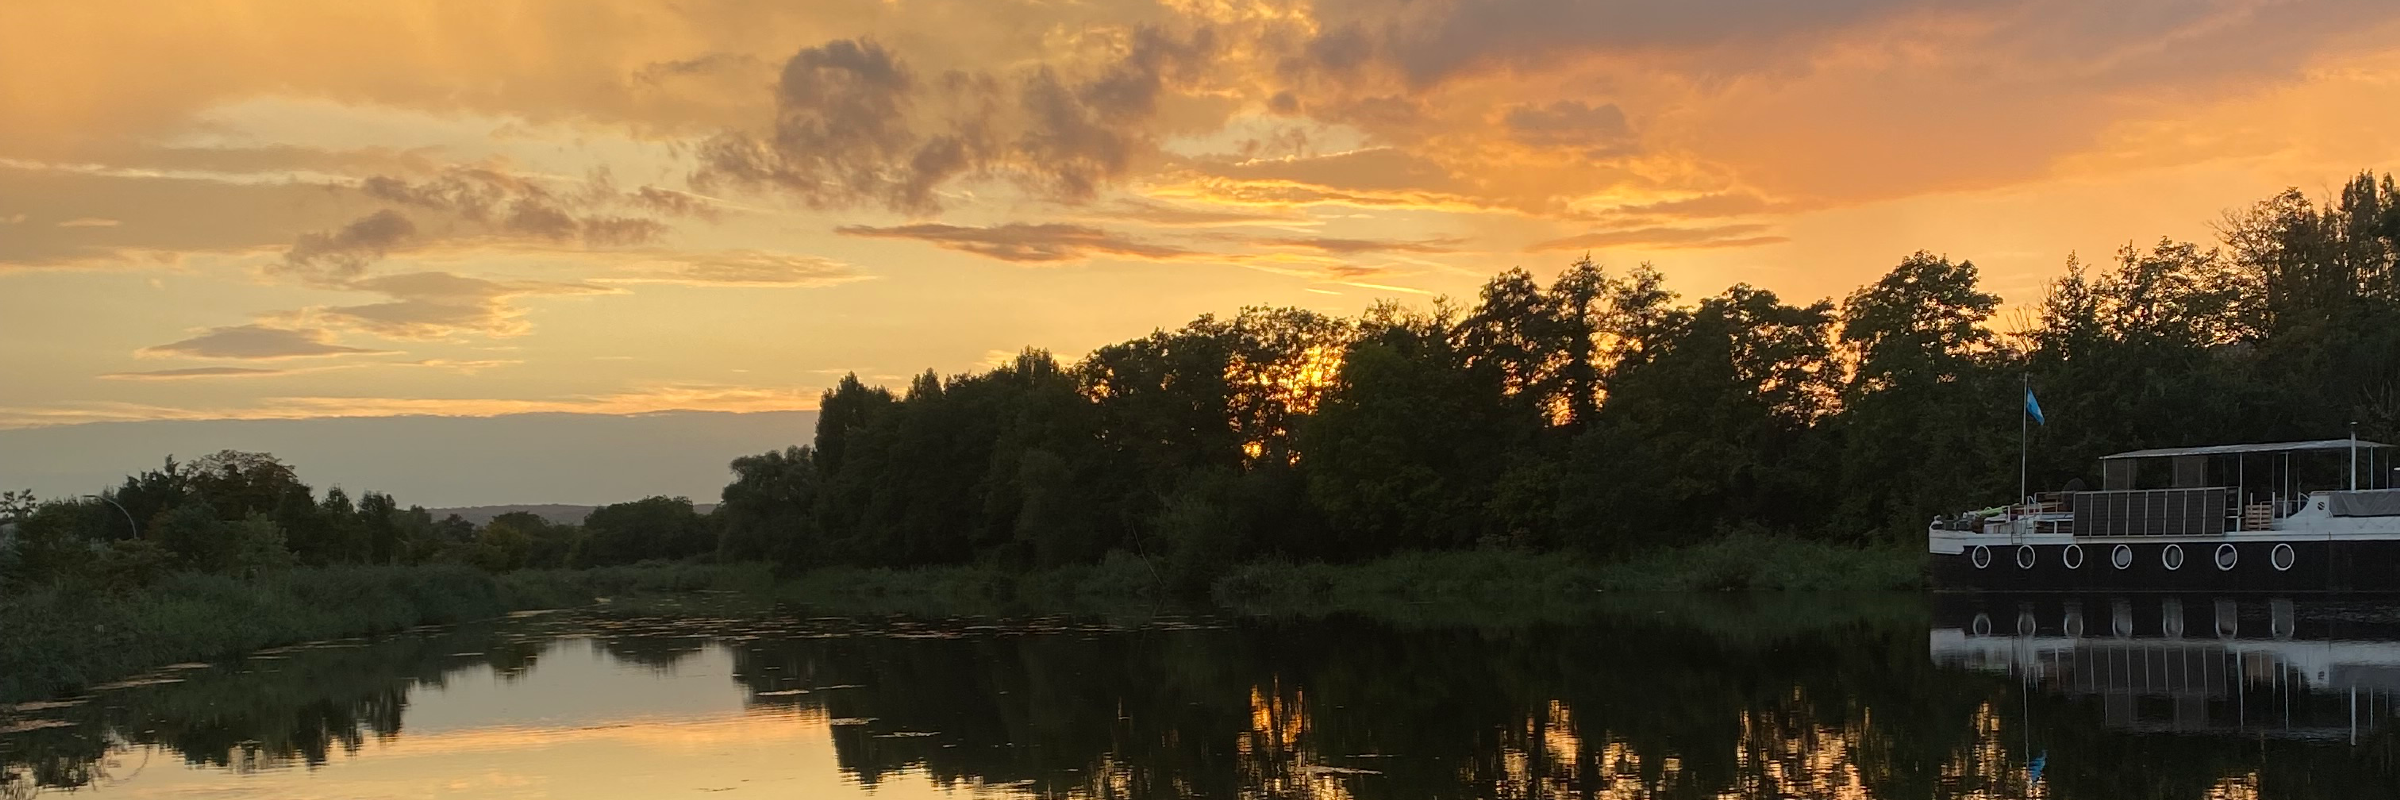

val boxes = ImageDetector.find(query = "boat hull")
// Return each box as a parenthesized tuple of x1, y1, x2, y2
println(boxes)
(1928, 536, 2400, 592)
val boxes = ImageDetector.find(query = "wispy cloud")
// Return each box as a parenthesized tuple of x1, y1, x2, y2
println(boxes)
(100, 366, 300, 380)
(1228, 234, 1465, 255)
(294, 271, 617, 340)
(836, 222, 1200, 263)
(1528, 223, 1789, 252)
(277, 209, 417, 283)
(137, 324, 395, 360)
(1074, 198, 1310, 227)
(599, 250, 868, 288)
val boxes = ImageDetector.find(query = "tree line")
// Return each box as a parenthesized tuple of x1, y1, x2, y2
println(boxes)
(0, 451, 715, 594)
(711, 171, 2400, 588)
(6, 171, 2400, 593)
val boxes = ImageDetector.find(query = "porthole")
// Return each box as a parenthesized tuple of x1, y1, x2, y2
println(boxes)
(2016, 545, 2037, 570)
(2215, 543, 2238, 571)
(2062, 544, 2084, 569)
(1971, 545, 1992, 569)
(2111, 600, 2134, 638)
(1971, 613, 1992, 636)
(2112, 544, 2134, 570)
(2162, 544, 2185, 571)
(2064, 610, 2086, 638)
(2272, 543, 2296, 572)
(2163, 599, 2186, 638)
(2215, 599, 2238, 639)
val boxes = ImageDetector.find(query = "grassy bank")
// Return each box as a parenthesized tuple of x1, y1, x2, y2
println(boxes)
(1210, 536, 1924, 616)
(0, 563, 770, 703)
(1, 540, 1920, 702)
(756, 537, 1923, 619)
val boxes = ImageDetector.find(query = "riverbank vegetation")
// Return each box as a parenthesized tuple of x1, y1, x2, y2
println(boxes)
(0, 563, 784, 702)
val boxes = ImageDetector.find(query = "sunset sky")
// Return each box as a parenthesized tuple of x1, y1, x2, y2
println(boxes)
(9, 0, 2400, 430)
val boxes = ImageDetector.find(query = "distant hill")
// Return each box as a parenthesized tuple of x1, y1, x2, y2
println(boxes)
(0, 410, 816, 507)
(427, 504, 595, 527)
(427, 502, 720, 527)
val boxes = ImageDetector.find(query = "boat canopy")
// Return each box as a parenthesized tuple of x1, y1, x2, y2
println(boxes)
(2100, 439, 2393, 460)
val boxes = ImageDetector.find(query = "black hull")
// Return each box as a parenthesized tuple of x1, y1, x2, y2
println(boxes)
(1930, 539, 2400, 592)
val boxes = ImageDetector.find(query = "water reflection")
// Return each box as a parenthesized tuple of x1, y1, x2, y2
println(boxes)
(3, 596, 2399, 798)
(1934, 597, 2400, 741)
(1933, 596, 2400, 799)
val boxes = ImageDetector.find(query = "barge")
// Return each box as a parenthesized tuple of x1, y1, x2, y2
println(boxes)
(1929, 438, 2400, 591)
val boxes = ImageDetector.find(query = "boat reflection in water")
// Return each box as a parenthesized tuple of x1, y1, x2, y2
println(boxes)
(1933, 596, 2400, 742)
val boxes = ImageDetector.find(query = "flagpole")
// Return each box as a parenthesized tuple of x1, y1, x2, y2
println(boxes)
(2020, 373, 2030, 518)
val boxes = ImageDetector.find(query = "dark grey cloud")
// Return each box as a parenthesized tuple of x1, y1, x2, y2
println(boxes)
(1283, 23, 1379, 78)
(630, 186, 723, 222)
(690, 40, 950, 212)
(360, 169, 528, 221)
(138, 324, 395, 360)
(634, 52, 761, 84)
(1529, 223, 1788, 251)
(695, 29, 1219, 214)
(360, 168, 686, 247)
(504, 201, 580, 239)
(1301, 0, 2400, 97)
(1316, 0, 1988, 86)
(222, 168, 736, 348)
(279, 209, 417, 282)
(1504, 100, 1636, 155)
(835, 222, 1197, 263)
(579, 216, 671, 246)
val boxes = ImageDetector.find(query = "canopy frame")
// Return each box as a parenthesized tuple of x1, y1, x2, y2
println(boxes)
(2100, 439, 2393, 461)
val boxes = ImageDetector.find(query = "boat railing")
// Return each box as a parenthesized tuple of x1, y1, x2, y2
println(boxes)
(1942, 489, 2334, 536)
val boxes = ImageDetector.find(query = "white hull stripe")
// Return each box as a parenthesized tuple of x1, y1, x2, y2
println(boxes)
(1928, 531, 2400, 554)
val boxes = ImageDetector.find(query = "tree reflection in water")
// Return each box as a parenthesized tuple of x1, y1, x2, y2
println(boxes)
(5, 597, 2400, 799)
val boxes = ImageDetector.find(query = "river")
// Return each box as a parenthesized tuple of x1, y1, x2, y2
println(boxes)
(4, 594, 2398, 798)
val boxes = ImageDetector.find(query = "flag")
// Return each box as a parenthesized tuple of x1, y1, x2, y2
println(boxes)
(2025, 386, 2045, 425)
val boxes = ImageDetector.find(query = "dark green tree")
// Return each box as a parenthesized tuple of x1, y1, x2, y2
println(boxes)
(1834, 252, 2009, 539)
(718, 446, 821, 565)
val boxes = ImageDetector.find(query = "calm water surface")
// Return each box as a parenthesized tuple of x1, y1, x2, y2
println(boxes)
(6, 595, 2400, 799)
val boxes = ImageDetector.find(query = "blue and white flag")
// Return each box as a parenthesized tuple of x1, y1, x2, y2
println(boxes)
(2025, 387, 2046, 425)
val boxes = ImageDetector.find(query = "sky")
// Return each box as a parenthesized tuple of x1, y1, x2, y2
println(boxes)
(0, 411, 817, 505)
(7, 0, 2400, 434)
